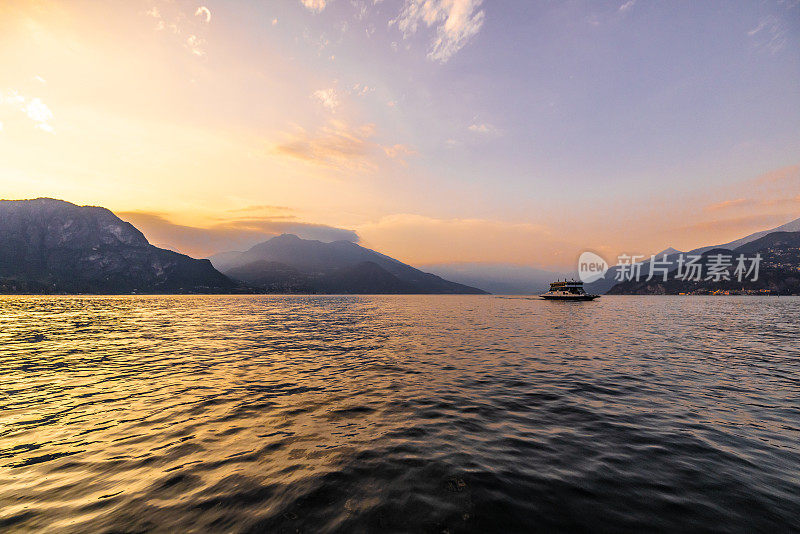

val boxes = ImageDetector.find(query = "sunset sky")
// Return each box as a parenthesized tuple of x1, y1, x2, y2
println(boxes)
(1, 0, 799, 269)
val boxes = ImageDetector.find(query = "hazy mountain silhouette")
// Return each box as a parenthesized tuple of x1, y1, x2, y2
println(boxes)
(0, 198, 234, 293)
(607, 231, 800, 295)
(211, 234, 487, 294)
(585, 216, 800, 294)
(419, 263, 562, 295)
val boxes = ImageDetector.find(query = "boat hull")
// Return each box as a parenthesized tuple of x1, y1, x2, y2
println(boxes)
(540, 294, 600, 300)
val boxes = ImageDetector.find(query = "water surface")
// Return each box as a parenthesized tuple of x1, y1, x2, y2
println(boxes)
(1, 295, 798, 532)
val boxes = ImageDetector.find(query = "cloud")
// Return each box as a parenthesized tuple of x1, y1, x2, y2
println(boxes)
(676, 214, 796, 236)
(668, 164, 800, 252)
(753, 164, 800, 186)
(24, 98, 53, 123)
(1, 91, 55, 133)
(704, 198, 752, 212)
(382, 144, 416, 165)
(300, 0, 327, 13)
(146, 6, 168, 31)
(747, 15, 788, 54)
(117, 211, 359, 257)
(351, 83, 374, 97)
(618, 0, 636, 12)
(274, 120, 414, 171)
(273, 118, 419, 173)
(312, 88, 340, 111)
(391, 0, 485, 62)
(274, 120, 377, 169)
(195, 6, 211, 23)
(468, 122, 498, 135)
(227, 204, 292, 214)
(146, 4, 210, 55)
(186, 34, 205, 56)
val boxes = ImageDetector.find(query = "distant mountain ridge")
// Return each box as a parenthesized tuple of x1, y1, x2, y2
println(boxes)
(607, 230, 800, 295)
(419, 263, 562, 295)
(585, 215, 800, 294)
(0, 198, 234, 293)
(211, 234, 487, 294)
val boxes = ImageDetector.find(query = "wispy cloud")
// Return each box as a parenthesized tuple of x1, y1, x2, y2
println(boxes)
(274, 120, 414, 170)
(391, 0, 486, 62)
(747, 15, 788, 54)
(24, 98, 53, 123)
(383, 143, 416, 165)
(753, 164, 800, 186)
(186, 34, 205, 56)
(227, 204, 293, 214)
(195, 6, 211, 23)
(677, 214, 795, 236)
(312, 88, 340, 111)
(704, 198, 752, 212)
(1, 90, 55, 133)
(618, 0, 636, 12)
(300, 0, 327, 13)
(468, 122, 499, 135)
(274, 120, 377, 169)
(351, 83, 374, 97)
(146, 3, 210, 56)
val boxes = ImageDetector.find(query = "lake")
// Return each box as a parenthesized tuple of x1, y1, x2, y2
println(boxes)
(1, 295, 798, 532)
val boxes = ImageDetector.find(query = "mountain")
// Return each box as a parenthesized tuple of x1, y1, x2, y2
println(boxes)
(0, 198, 235, 294)
(419, 263, 562, 295)
(606, 231, 800, 295)
(585, 216, 800, 294)
(210, 234, 487, 294)
(584, 250, 685, 294)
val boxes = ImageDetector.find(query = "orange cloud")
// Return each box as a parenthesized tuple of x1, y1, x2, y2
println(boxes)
(675, 213, 794, 236)
(275, 121, 376, 169)
(753, 164, 800, 185)
(274, 120, 413, 171)
(704, 198, 752, 211)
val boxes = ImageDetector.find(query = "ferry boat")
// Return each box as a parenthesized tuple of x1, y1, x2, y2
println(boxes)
(540, 279, 599, 300)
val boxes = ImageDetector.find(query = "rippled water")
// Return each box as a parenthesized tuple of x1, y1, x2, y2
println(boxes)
(1, 295, 799, 532)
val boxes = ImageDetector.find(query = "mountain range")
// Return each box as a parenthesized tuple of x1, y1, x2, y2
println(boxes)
(607, 230, 800, 295)
(585, 216, 800, 294)
(0, 199, 484, 295)
(2, 198, 798, 296)
(209, 234, 486, 294)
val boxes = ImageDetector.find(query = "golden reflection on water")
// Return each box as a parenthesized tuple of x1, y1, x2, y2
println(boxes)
(1, 295, 799, 532)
